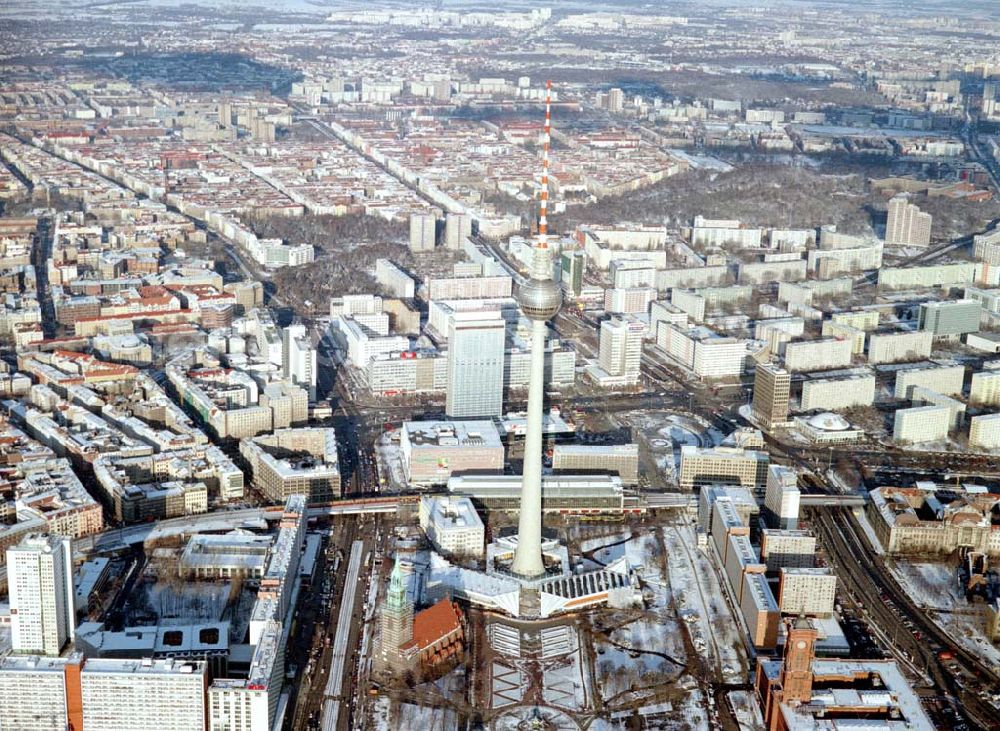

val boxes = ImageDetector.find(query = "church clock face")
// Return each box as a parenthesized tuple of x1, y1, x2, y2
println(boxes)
(796, 640, 807, 649)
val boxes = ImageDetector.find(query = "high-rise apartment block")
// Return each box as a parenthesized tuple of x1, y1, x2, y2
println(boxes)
(752, 363, 791, 428)
(604, 87, 624, 113)
(598, 316, 644, 384)
(892, 404, 951, 444)
(764, 465, 800, 529)
(969, 413, 1000, 449)
(0, 654, 208, 731)
(282, 323, 316, 400)
(778, 567, 837, 616)
(445, 311, 506, 418)
(375, 258, 416, 299)
(970, 369, 1000, 406)
(444, 213, 473, 250)
(8, 534, 75, 656)
(409, 213, 437, 252)
(885, 195, 932, 247)
(760, 529, 817, 571)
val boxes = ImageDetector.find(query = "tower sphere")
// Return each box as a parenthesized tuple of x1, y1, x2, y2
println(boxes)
(517, 276, 562, 321)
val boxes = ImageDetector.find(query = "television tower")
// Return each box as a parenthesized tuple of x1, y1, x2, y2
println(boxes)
(510, 80, 562, 578)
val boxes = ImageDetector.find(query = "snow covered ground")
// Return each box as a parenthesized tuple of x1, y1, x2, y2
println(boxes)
(618, 410, 714, 485)
(728, 690, 766, 730)
(375, 436, 408, 491)
(890, 560, 1000, 670)
(662, 523, 747, 683)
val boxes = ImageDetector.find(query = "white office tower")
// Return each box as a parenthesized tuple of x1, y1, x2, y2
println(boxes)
(511, 81, 562, 579)
(445, 311, 506, 418)
(8, 534, 75, 656)
(764, 465, 800, 530)
(282, 323, 316, 401)
(599, 316, 644, 383)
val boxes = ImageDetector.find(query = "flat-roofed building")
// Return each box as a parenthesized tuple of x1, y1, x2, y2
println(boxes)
(752, 363, 791, 428)
(239, 428, 340, 505)
(970, 369, 1000, 406)
(760, 529, 817, 571)
(800, 371, 876, 411)
(764, 465, 800, 529)
(893, 363, 965, 399)
(969, 413, 1000, 450)
(892, 404, 951, 444)
(445, 312, 505, 418)
(8, 534, 75, 657)
(0, 653, 74, 731)
(180, 533, 272, 580)
(909, 386, 965, 430)
(867, 330, 933, 364)
(678, 445, 769, 493)
(918, 299, 981, 338)
(419, 496, 485, 558)
(0, 652, 212, 731)
(783, 338, 853, 373)
(427, 275, 512, 301)
(725, 533, 766, 603)
(778, 567, 837, 616)
(401, 420, 504, 485)
(551, 443, 638, 483)
(448, 474, 629, 515)
(697, 485, 758, 534)
(741, 573, 779, 649)
(711, 498, 750, 564)
(409, 213, 436, 252)
(504, 337, 576, 391)
(597, 316, 644, 384)
(80, 657, 208, 731)
(375, 258, 416, 298)
(886, 194, 932, 247)
(367, 350, 447, 396)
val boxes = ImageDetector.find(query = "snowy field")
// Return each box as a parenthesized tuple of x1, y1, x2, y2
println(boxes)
(375, 437, 408, 491)
(890, 560, 1000, 670)
(617, 410, 719, 485)
(371, 667, 465, 731)
(135, 581, 230, 625)
(662, 523, 747, 683)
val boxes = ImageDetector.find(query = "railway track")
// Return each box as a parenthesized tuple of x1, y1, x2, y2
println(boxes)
(811, 507, 996, 730)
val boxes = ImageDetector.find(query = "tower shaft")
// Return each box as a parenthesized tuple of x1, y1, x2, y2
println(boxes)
(510, 318, 548, 577)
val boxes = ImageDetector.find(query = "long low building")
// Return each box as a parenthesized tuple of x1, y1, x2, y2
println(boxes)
(678, 445, 770, 493)
(893, 363, 965, 399)
(867, 485, 1000, 556)
(867, 330, 933, 364)
(741, 572, 779, 649)
(447, 474, 638, 515)
(551, 443, 639, 483)
(0, 654, 208, 731)
(799, 371, 875, 411)
(180, 533, 272, 579)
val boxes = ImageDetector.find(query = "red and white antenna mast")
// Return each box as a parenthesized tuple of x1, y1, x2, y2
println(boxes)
(538, 79, 552, 249)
